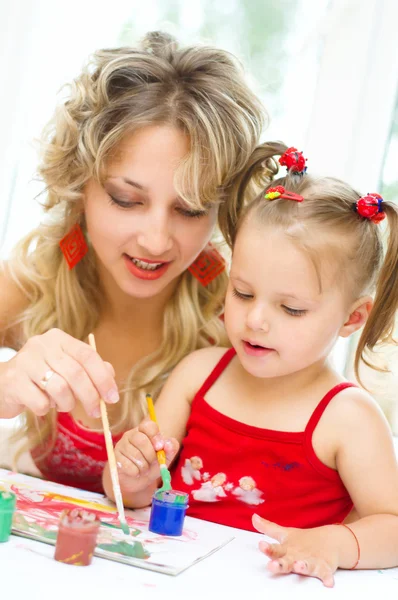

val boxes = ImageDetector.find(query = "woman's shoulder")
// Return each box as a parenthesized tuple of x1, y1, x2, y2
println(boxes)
(0, 262, 30, 348)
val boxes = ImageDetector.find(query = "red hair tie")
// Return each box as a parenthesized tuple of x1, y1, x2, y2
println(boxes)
(279, 147, 307, 174)
(354, 193, 385, 224)
(264, 185, 303, 203)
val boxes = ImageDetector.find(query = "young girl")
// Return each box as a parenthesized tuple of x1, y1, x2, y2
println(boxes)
(0, 31, 266, 492)
(113, 142, 398, 587)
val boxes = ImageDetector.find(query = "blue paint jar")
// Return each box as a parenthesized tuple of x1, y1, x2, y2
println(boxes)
(148, 490, 189, 536)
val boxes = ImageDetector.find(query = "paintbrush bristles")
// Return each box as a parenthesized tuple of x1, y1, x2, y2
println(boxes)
(88, 333, 127, 531)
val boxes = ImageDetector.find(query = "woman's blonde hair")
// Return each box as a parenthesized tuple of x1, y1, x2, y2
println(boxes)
(9, 31, 266, 465)
(231, 141, 398, 382)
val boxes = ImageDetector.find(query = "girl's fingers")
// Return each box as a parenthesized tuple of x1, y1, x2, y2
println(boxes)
(252, 514, 287, 543)
(292, 560, 308, 575)
(259, 540, 285, 560)
(138, 418, 164, 451)
(117, 445, 149, 476)
(304, 559, 335, 588)
(115, 452, 140, 479)
(126, 429, 158, 466)
(164, 438, 180, 464)
(267, 555, 296, 574)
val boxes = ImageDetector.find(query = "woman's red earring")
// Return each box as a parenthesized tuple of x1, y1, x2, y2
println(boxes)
(188, 243, 226, 286)
(59, 223, 88, 269)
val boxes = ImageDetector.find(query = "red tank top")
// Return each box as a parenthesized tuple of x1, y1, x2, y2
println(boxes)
(31, 413, 123, 493)
(170, 348, 354, 532)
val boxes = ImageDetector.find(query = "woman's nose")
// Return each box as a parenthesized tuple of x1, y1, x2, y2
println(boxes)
(136, 213, 173, 256)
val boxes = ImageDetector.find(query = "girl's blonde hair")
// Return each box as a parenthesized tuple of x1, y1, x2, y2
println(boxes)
(230, 141, 398, 382)
(8, 31, 266, 464)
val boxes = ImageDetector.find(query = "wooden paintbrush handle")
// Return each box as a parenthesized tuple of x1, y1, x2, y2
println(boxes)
(88, 334, 126, 523)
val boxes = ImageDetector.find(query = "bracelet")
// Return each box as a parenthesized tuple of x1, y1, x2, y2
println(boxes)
(336, 523, 360, 569)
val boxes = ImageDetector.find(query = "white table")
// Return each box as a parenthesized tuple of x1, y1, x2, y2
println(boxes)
(1, 494, 398, 600)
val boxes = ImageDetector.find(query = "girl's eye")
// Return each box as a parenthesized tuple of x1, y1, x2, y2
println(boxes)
(232, 288, 253, 300)
(177, 206, 208, 219)
(108, 196, 141, 209)
(282, 305, 307, 317)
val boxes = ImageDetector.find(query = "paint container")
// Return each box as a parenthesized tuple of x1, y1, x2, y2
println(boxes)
(0, 490, 16, 543)
(54, 509, 100, 566)
(148, 490, 189, 536)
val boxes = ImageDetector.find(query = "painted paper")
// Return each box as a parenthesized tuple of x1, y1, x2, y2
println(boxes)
(0, 469, 234, 575)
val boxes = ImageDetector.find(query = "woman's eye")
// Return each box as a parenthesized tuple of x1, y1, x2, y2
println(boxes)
(282, 305, 307, 317)
(108, 195, 142, 209)
(232, 288, 253, 300)
(177, 206, 208, 219)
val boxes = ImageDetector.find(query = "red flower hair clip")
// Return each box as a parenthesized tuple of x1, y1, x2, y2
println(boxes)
(264, 185, 303, 203)
(279, 147, 307, 174)
(354, 193, 385, 224)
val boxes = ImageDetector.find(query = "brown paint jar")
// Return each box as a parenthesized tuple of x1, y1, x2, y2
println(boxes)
(54, 509, 100, 566)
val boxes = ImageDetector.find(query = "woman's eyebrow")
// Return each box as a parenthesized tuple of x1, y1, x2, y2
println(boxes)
(106, 176, 147, 192)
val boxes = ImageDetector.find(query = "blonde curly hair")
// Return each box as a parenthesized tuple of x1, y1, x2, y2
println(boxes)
(8, 31, 266, 465)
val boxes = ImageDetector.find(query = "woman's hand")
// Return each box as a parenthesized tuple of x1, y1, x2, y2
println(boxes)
(0, 328, 119, 419)
(114, 417, 179, 494)
(252, 514, 353, 588)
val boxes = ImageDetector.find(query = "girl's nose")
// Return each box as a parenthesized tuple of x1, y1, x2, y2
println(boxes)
(246, 305, 270, 333)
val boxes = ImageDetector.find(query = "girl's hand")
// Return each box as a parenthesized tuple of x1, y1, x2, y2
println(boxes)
(252, 514, 349, 588)
(115, 417, 180, 493)
(0, 328, 119, 419)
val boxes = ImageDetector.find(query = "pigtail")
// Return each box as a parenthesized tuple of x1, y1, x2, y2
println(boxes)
(219, 141, 288, 247)
(355, 202, 398, 378)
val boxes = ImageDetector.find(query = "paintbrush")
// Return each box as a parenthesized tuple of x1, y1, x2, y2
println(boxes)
(88, 333, 129, 536)
(145, 393, 172, 492)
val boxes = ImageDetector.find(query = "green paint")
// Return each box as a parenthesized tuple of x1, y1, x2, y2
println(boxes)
(101, 521, 141, 537)
(120, 521, 130, 536)
(154, 489, 188, 506)
(0, 491, 16, 543)
(159, 466, 172, 493)
(98, 540, 150, 559)
(13, 512, 57, 541)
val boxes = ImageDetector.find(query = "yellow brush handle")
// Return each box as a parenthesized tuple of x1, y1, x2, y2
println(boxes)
(146, 393, 167, 465)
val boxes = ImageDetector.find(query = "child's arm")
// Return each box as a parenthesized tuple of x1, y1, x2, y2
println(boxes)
(253, 387, 398, 587)
(102, 347, 225, 508)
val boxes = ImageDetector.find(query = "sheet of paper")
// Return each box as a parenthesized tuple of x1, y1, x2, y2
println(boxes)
(0, 468, 234, 575)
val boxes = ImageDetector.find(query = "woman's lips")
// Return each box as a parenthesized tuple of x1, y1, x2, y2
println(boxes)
(123, 254, 171, 281)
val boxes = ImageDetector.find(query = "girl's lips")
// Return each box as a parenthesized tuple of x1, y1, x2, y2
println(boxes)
(123, 254, 171, 281)
(242, 340, 275, 357)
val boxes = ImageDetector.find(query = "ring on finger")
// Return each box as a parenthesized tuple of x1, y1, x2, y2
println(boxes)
(39, 369, 56, 390)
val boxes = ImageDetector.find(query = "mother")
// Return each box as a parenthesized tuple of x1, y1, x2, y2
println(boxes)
(0, 31, 266, 492)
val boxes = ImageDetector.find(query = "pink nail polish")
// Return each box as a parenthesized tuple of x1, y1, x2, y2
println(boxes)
(106, 389, 119, 404)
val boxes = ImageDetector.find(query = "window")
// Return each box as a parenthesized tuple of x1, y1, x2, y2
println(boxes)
(0, 0, 328, 256)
